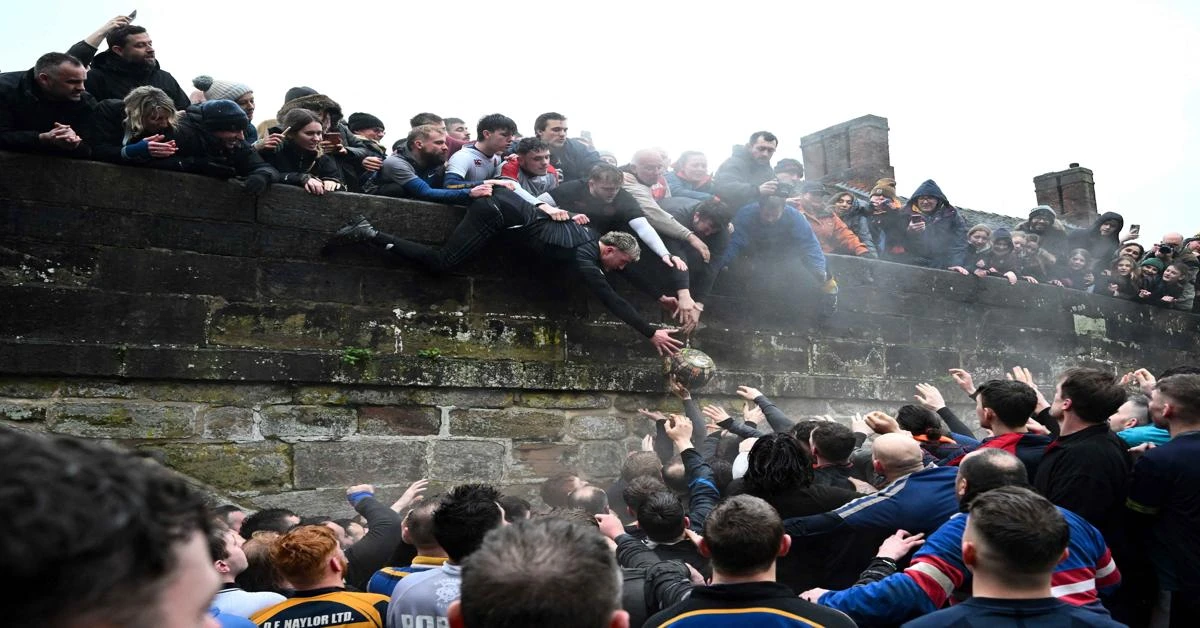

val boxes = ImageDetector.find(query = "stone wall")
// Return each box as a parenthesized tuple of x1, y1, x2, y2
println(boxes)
(1, 152, 1195, 517)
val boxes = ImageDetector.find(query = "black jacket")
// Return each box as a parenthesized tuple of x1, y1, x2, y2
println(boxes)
(0, 68, 97, 155)
(68, 43, 190, 110)
(712, 145, 776, 214)
(549, 137, 602, 183)
(148, 112, 277, 183)
(263, 140, 342, 187)
(344, 496, 402, 591)
(1067, 211, 1125, 275)
(1034, 423, 1131, 545)
(882, 179, 969, 269)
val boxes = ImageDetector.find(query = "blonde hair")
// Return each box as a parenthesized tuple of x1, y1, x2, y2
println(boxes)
(123, 86, 178, 138)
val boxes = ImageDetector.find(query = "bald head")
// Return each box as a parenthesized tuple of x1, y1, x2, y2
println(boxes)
(956, 448, 1029, 510)
(566, 485, 610, 516)
(872, 433, 925, 480)
(631, 149, 666, 186)
(1163, 232, 1184, 247)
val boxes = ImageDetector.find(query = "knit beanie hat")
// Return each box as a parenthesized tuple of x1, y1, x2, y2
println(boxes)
(968, 223, 992, 237)
(870, 184, 898, 201)
(347, 112, 385, 132)
(284, 86, 318, 103)
(192, 75, 251, 102)
(199, 99, 249, 132)
(1029, 205, 1057, 221)
(992, 227, 1013, 243)
(1141, 258, 1165, 271)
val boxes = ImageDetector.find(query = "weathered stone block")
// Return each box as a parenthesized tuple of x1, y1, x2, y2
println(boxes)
(885, 346, 961, 377)
(259, 405, 356, 439)
(569, 415, 628, 440)
(510, 442, 580, 477)
(250, 489, 360, 518)
(612, 394, 680, 413)
(95, 248, 258, 300)
(200, 406, 257, 441)
(810, 341, 885, 377)
(0, 285, 209, 345)
(293, 440, 427, 489)
(518, 392, 611, 409)
(577, 441, 627, 479)
(46, 400, 196, 438)
(429, 440, 505, 482)
(0, 378, 61, 398)
(358, 406, 441, 436)
(448, 408, 565, 440)
(0, 399, 46, 421)
(410, 389, 513, 409)
(142, 442, 290, 491)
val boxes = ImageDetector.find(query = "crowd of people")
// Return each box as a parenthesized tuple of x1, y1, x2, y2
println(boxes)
(5, 363, 1200, 628)
(3, 15, 1196, 356)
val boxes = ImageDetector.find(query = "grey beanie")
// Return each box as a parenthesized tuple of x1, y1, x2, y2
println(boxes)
(1029, 205, 1057, 221)
(192, 75, 252, 102)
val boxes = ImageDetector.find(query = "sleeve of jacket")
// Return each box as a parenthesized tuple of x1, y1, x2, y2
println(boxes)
(573, 248, 656, 338)
(848, 213, 878, 257)
(682, 398, 708, 447)
(231, 143, 277, 178)
(832, 214, 869, 256)
(818, 516, 966, 625)
(681, 448, 719, 532)
(939, 211, 969, 268)
(753, 394, 795, 433)
(717, 418, 771, 440)
(667, 173, 712, 201)
(936, 408, 979, 445)
(622, 174, 693, 241)
(161, 73, 191, 112)
(67, 40, 98, 65)
(344, 496, 403, 590)
(712, 209, 752, 270)
(789, 210, 829, 280)
(316, 154, 342, 183)
(615, 534, 663, 569)
(712, 159, 757, 209)
(443, 150, 484, 189)
(643, 560, 695, 613)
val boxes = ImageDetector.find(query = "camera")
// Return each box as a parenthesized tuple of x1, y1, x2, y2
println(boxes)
(773, 181, 796, 198)
(1158, 244, 1176, 255)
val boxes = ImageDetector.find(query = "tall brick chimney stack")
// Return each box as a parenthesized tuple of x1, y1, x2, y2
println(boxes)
(800, 115, 895, 191)
(1033, 164, 1097, 227)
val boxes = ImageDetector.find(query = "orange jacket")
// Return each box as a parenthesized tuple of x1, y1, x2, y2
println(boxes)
(800, 208, 869, 256)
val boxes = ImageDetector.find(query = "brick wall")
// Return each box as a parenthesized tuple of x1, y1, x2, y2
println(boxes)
(1, 152, 1194, 517)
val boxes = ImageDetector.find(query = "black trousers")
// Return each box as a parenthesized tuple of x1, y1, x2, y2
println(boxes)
(376, 191, 529, 272)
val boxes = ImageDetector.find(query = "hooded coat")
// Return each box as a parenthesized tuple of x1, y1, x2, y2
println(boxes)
(883, 180, 968, 269)
(1067, 211, 1125, 275)
(275, 93, 374, 192)
(712, 145, 777, 213)
(67, 43, 190, 111)
(1015, 216, 1070, 263)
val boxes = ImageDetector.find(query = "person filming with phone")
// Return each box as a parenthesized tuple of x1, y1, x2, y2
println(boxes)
(882, 179, 968, 271)
(261, 109, 343, 196)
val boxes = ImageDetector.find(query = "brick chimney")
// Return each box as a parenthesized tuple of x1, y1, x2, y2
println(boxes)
(1033, 164, 1097, 227)
(800, 115, 894, 191)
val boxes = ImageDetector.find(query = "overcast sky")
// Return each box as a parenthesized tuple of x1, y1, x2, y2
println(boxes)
(4, 1, 1198, 243)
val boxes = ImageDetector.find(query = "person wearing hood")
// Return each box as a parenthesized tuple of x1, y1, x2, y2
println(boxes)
(712, 131, 781, 212)
(831, 190, 878, 257)
(0, 52, 95, 156)
(1067, 211, 1127, 275)
(150, 99, 276, 194)
(1016, 206, 1069, 264)
(192, 75, 256, 144)
(867, 180, 901, 253)
(973, 228, 1022, 285)
(882, 179, 968, 270)
(665, 151, 714, 201)
(795, 184, 871, 257)
(66, 24, 190, 110)
(265, 88, 379, 193)
(1135, 258, 1165, 303)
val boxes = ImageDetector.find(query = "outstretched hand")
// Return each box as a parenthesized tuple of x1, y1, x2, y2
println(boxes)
(876, 529, 926, 560)
(650, 328, 684, 356)
(948, 368, 975, 397)
(702, 404, 731, 424)
(914, 382, 946, 411)
(864, 411, 900, 434)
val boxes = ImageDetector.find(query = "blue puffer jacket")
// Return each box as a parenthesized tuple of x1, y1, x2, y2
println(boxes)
(882, 179, 968, 269)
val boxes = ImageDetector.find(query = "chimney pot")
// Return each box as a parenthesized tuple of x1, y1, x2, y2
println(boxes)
(1069, 162, 1080, 168)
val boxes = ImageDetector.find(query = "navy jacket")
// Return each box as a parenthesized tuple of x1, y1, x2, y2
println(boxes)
(883, 179, 968, 269)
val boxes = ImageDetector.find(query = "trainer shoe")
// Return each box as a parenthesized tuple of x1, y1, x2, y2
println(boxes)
(328, 215, 378, 246)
